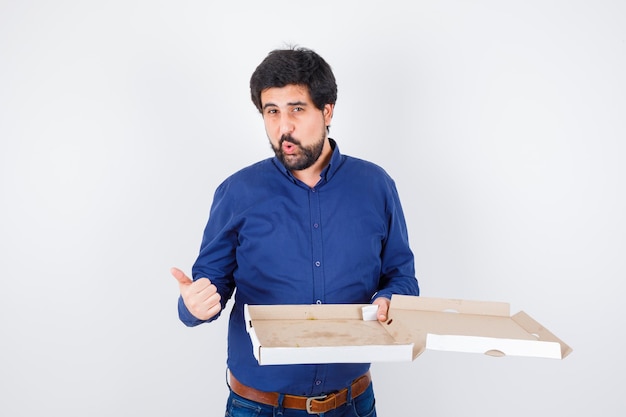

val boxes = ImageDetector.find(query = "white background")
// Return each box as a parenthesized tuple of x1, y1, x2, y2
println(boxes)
(1, 1, 624, 416)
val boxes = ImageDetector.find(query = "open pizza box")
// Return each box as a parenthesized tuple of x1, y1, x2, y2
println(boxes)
(244, 295, 572, 365)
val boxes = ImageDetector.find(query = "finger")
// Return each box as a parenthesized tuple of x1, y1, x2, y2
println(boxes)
(187, 290, 222, 321)
(377, 306, 388, 321)
(373, 297, 390, 321)
(170, 267, 192, 286)
(191, 279, 218, 300)
(195, 300, 223, 321)
(188, 277, 213, 294)
(200, 291, 222, 311)
(206, 301, 222, 318)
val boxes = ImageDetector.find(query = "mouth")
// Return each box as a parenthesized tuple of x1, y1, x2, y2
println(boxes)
(282, 141, 297, 154)
(280, 135, 300, 155)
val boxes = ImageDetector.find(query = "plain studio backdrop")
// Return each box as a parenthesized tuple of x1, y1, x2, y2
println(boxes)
(1, 1, 624, 416)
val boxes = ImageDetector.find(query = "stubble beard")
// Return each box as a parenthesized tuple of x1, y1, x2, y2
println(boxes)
(272, 133, 325, 171)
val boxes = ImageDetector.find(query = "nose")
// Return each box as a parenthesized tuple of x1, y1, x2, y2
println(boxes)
(279, 113, 295, 136)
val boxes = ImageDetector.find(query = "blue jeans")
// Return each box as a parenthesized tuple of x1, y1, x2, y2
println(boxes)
(224, 382, 377, 417)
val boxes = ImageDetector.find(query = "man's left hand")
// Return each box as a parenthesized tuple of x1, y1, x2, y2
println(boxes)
(372, 297, 390, 322)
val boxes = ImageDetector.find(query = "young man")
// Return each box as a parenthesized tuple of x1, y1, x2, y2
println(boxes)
(172, 46, 419, 416)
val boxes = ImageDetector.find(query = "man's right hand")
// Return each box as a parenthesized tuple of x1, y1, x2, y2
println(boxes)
(171, 267, 222, 321)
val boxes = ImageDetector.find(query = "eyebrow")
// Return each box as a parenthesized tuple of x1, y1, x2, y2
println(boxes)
(262, 101, 308, 110)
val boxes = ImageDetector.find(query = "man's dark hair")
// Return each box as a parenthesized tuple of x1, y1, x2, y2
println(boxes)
(250, 46, 337, 113)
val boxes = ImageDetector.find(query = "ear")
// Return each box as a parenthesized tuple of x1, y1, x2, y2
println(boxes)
(323, 104, 334, 126)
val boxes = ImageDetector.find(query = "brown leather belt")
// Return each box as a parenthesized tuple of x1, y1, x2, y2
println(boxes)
(229, 371, 371, 414)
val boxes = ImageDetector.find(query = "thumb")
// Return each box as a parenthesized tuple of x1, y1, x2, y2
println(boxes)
(373, 297, 390, 321)
(170, 267, 192, 286)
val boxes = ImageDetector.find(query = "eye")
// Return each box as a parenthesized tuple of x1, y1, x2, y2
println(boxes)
(293, 106, 304, 112)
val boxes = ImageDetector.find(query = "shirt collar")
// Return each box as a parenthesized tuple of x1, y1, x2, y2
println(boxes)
(321, 138, 341, 182)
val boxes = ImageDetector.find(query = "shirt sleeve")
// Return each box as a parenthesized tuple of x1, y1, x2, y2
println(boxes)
(177, 180, 238, 326)
(374, 178, 420, 300)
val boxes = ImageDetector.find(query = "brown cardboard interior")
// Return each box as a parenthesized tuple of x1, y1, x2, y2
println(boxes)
(246, 303, 402, 348)
(383, 295, 572, 359)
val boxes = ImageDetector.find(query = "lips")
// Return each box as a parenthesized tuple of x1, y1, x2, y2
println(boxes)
(282, 141, 297, 154)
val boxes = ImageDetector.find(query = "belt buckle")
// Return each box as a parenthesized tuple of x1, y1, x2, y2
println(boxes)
(305, 395, 328, 414)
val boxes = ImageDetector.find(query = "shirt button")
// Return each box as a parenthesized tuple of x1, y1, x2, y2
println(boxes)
(315, 261, 321, 267)
(315, 380, 322, 386)
(316, 300, 322, 304)
(313, 223, 319, 228)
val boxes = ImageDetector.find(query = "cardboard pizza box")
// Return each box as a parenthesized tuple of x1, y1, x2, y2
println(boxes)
(244, 295, 572, 365)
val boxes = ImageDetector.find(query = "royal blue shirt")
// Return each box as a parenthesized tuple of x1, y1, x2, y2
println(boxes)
(178, 139, 419, 395)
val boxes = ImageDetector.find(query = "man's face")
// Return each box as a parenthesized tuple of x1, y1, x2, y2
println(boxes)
(261, 84, 333, 171)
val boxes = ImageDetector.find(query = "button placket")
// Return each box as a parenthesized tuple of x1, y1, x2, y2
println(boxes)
(309, 187, 324, 303)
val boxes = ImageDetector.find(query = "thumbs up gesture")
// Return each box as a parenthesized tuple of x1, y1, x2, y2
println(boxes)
(171, 267, 222, 321)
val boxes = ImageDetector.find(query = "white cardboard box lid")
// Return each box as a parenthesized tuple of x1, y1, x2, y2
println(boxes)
(244, 295, 572, 365)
